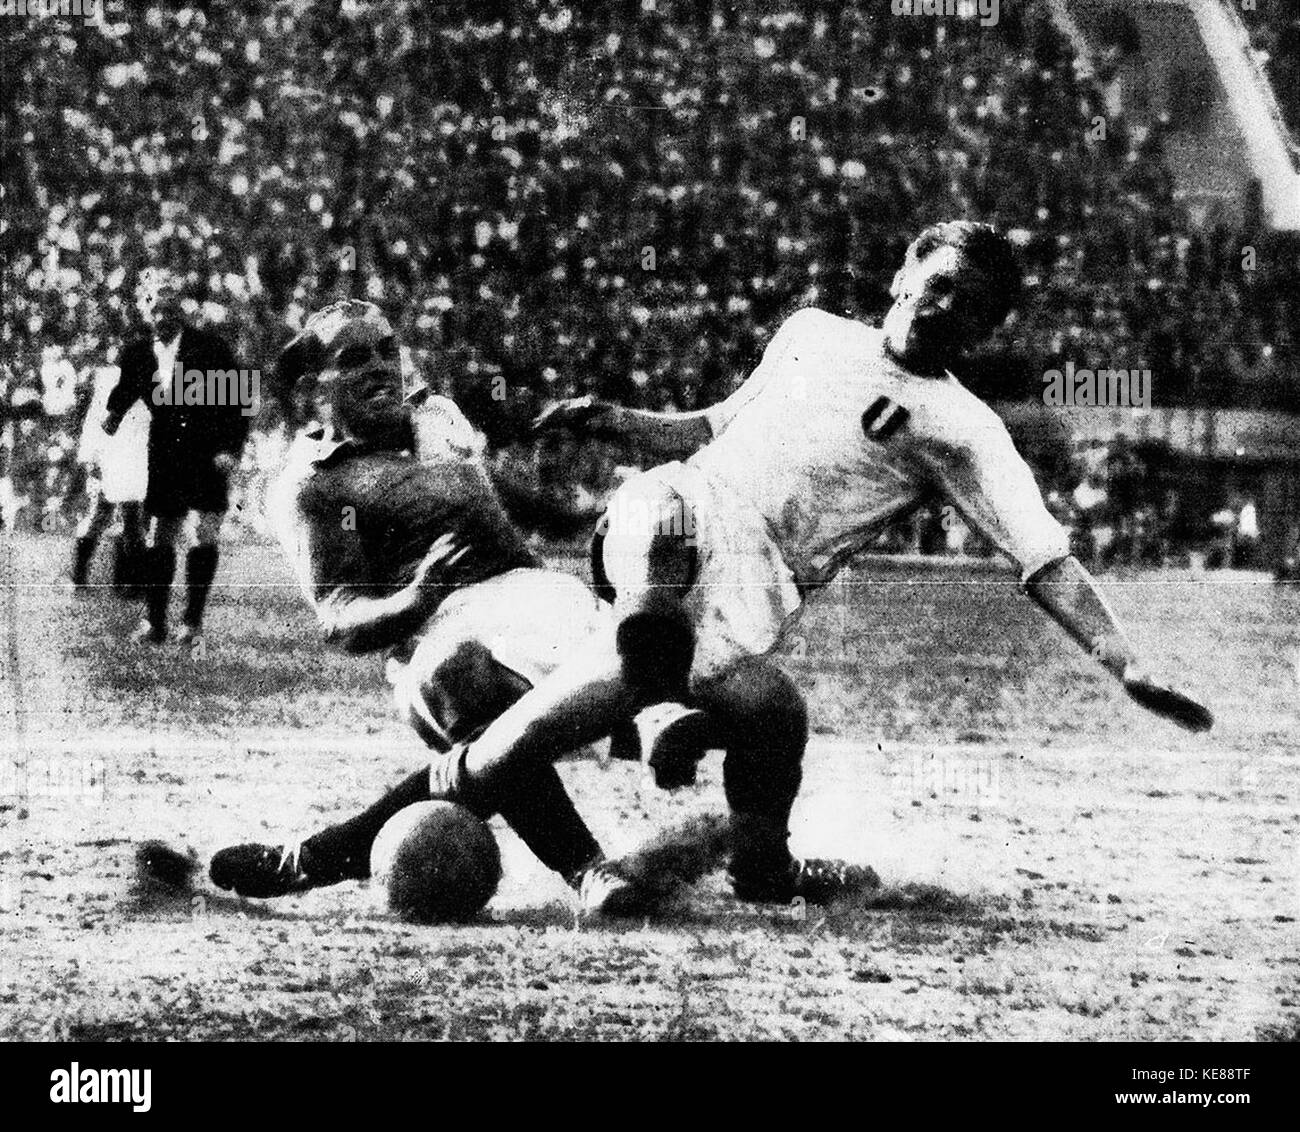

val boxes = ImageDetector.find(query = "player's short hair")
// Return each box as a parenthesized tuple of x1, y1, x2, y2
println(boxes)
(904, 221, 1021, 328)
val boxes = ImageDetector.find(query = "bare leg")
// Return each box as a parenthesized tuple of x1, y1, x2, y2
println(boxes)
(458, 479, 699, 800)
(76, 491, 116, 542)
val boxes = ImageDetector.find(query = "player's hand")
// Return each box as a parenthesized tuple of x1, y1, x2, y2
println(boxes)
(1121, 665, 1214, 733)
(413, 533, 469, 591)
(532, 395, 614, 434)
(212, 452, 238, 474)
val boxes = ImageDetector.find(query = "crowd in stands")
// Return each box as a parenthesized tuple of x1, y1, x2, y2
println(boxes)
(2, 0, 1296, 565)
(870, 429, 1264, 570)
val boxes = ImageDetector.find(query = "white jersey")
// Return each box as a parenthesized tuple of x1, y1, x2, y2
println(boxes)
(409, 391, 486, 465)
(692, 308, 1068, 584)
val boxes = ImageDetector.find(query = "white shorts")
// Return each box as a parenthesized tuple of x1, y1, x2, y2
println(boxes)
(387, 568, 612, 741)
(84, 403, 149, 504)
(432, 567, 611, 683)
(600, 461, 804, 682)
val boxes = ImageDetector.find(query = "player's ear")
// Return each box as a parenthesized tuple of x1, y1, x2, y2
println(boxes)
(277, 333, 324, 389)
(276, 333, 327, 423)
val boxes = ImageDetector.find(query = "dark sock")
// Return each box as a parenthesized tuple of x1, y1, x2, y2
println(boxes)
(145, 545, 176, 635)
(113, 532, 147, 597)
(182, 545, 219, 628)
(608, 720, 640, 762)
(446, 742, 602, 879)
(300, 767, 432, 881)
(114, 506, 145, 596)
(615, 609, 694, 701)
(72, 536, 95, 586)
(494, 761, 601, 880)
(120, 503, 143, 543)
(727, 812, 796, 888)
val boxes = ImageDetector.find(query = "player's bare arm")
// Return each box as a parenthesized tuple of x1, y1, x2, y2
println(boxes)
(534, 305, 813, 457)
(533, 393, 714, 457)
(879, 223, 1213, 734)
(1024, 555, 1213, 732)
(922, 427, 1212, 733)
(315, 533, 468, 655)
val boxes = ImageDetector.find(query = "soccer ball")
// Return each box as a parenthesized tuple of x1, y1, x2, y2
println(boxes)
(370, 801, 501, 923)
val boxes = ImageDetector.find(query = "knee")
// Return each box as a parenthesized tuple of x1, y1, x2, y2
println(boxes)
(598, 481, 698, 599)
(713, 665, 806, 814)
(194, 512, 223, 546)
(701, 660, 808, 753)
(611, 583, 695, 700)
(414, 639, 532, 746)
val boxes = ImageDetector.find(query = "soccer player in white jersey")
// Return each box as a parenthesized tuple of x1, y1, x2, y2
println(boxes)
(476, 221, 1209, 907)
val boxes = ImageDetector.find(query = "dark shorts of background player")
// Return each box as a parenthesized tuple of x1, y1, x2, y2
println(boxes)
(144, 462, 230, 518)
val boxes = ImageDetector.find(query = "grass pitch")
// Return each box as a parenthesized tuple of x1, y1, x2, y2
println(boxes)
(2, 534, 1297, 1040)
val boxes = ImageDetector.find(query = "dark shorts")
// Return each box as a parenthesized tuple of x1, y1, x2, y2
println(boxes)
(145, 457, 229, 518)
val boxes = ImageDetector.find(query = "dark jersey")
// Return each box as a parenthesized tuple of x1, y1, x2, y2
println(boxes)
(104, 326, 251, 515)
(270, 397, 538, 648)
(296, 445, 538, 595)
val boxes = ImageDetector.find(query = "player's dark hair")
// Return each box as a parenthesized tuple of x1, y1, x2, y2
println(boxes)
(275, 300, 387, 418)
(906, 221, 1022, 327)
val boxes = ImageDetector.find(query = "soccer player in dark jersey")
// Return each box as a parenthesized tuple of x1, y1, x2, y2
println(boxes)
(210, 300, 710, 916)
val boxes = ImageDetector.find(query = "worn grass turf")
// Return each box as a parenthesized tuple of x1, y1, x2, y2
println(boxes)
(2, 533, 1297, 1039)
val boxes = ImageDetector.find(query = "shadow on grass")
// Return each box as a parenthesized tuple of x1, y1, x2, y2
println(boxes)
(860, 881, 981, 918)
(1258, 1016, 1300, 1042)
(123, 880, 319, 923)
(488, 878, 990, 936)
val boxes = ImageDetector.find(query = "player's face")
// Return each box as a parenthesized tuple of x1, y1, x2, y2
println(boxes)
(883, 245, 989, 372)
(318, 316, 406, 439)
(139, 282, 185, 340)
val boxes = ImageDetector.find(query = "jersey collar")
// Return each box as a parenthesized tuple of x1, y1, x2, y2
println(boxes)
(298, 421, 355, 467)
(298, 418, 417, 468)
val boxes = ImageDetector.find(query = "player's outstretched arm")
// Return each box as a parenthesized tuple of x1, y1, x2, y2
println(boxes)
(533, 395, 714, 458)
(533, 313, 802, 454)
(1024, 555, 1214, 733)
(920, 400, 1212, 734)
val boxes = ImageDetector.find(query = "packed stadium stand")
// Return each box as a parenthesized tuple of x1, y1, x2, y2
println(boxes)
(2, 0, 1297, 564)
